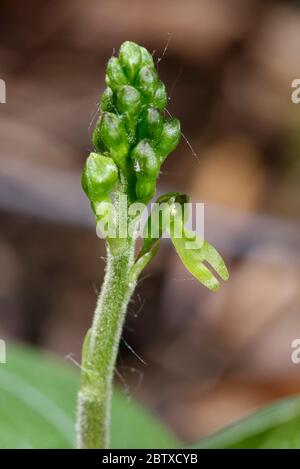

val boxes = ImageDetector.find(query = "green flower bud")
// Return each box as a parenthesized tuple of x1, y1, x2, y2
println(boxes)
(93, 120, 105, 153)
(135, 177, 156, 201)
(140, 46, 155, 69)
(81, 152, 118, 203)
(101, 87, 115, 112)
(136, 65, 157, 100)
(119, 41, 142, 81)
(156, 118, 181, 161)
(117, 85, 141, 116)
(105, 57, 128, 93)
(99, 112, 130, 170)
(90, 42, 181, 203)
(151, 80, 167, 111)
(138, 107, 163, 141)
(131, 139, 160, 179)
(94, 197, 114, 226)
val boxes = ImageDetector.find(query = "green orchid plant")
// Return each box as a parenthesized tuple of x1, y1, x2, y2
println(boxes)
(76, 41, 229, 449)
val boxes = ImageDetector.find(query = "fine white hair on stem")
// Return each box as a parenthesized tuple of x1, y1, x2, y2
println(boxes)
(115, 367, 130, 395)
(169, 69, 182, 102)
(92, 283, 98, 296)
(118, 365, 145, 389)
(164, 108, 199, 161)
(156, 32, 171, 70)
(122, 337, 147, 366)
(88, 100, 100, 131)
(130, 293, 145, 318)
(64, 353, 83, 370)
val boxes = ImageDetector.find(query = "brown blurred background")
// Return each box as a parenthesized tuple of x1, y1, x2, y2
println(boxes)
(0, 0, 300, 443)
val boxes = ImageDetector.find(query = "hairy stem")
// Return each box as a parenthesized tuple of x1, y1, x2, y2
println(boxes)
(76, 238, 136, 448)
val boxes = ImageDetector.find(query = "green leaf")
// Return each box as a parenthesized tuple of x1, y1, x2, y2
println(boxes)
(191, 395, 300, 449)
(3, 343, 300, 449)
(0, 342, 179, 449)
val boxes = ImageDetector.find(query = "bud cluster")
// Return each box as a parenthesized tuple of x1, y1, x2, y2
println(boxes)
(82, 41, 181, 206)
